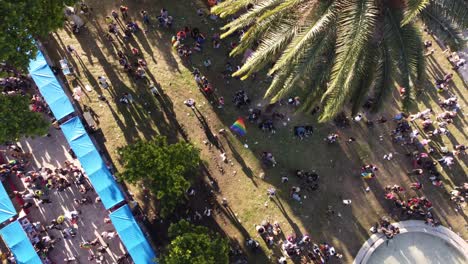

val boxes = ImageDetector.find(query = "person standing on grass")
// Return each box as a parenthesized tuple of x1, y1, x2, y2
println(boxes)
(111, 10, 119, 20)
(105, 16, 113, 25)
(149, 82, 159, 96)
(66, 45, 78, 57)
(98, 76, 109, 89)
(141, 10, 150, 25)
(218, 97, 224, 108)
(120, 5, 129, 20)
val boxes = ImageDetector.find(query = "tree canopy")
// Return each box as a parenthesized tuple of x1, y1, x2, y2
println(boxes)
(161, 220, 229, 264)
(0, 95, 49, 143)
(0, 0, 77, 70)
(212, 0, 467, 121)
(118, 136, 200, 217)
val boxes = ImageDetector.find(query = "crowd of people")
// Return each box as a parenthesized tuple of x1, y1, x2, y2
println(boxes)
(1, 144, 129, 263)
(369, 217, 401, 239)
(0, 74, 31, 95)
(0, 69, 50, 115)
(45, 2, 468, 263)
(167, 4, 467, 263)
(245, 219, 342, 263)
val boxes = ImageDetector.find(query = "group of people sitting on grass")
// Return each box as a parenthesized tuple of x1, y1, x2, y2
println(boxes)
(450, 183, 468, 212)
(281, 234, 342, 263)
(115, 49, 148, 80)
(444, 48, 466, 70)
(172, 26, 208, 58)
(294, 125, 314, 140)
(293, 170, 320, 193)
(246, 220, 342, 263)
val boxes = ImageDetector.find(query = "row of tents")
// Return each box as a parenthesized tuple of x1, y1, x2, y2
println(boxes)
(0, 50, 156, 263)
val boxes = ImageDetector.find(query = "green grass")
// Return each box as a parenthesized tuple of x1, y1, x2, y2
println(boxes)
(45, 1, 468, 262)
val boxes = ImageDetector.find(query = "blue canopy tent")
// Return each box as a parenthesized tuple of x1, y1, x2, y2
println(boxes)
(61, 117, 124, 209)
(69, 134, 96, 159)
(0, 183, 16, 224)
(28, 51, 74, 120)
(110, 205, 157, 264)
(88, 167, 125, 210)
(0, 221, 42, 264)
(60, 116, 87, 141)
(61, 117, 97, 159)
(77, 149, 105, 175)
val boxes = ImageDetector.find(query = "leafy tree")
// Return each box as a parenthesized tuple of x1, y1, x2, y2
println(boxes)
(212, 0, 467, 121)
(118, 137, 200, 217)
(161, 220, 229, 264)
(0, 0, 77, 70)
(0, 95, 49, 143)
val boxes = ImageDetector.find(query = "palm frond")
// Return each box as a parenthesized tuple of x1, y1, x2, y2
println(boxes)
(384, 8, 417, 110)
(220, 0, 282, 38)
(298, 45, 336, 112)
(257, 0, 303, 22)
(233, 20, 298, 79)
(428, 0, 468, 28)
(319, 0, 379, 122)
(420, 5, 466, 50)
(269, 29, 336, 101)
(268, 3, 336, 75)
(401, 0, 430, 26)
(371, 43, 394, 112)
(230, 8, 295, 56)
(265, 67, 296, 100)
(211, 0, 254, 18)
(350, 47, 379, 115)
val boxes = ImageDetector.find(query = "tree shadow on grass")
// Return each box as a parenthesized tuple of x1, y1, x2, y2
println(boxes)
(86, 0, 181, 73)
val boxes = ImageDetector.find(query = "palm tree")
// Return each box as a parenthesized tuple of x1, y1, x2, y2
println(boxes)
(212, 0, 467, 122)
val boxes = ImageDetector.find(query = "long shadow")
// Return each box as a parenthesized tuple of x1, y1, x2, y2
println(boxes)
(273, 197, 301, 236)
(192, 107, 224, 151)
(219, 204, 270, 263)
(87, 0, 181, 72)
(134, 29, 158, 64)
(223, 134, 258, 187)
(71, 27, 161, 142)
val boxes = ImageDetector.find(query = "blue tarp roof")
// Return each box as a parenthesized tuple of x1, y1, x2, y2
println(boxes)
(0, 183, 16, 224)
(61, 117, 124, 209)
(88, 168, 125, 210)
(0, 221, 42, 264)
(110, 205, 157, 264)
(60, 115, 87, 141)
(28, 51, 74, 120)
(77, 149, 105, 175)
(70, 133, 96, 159)
(61, 117, 95, 158)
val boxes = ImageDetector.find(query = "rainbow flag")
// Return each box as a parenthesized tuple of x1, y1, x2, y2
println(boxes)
(230, 118, 246, 136)
(361, 172, 374, 179)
